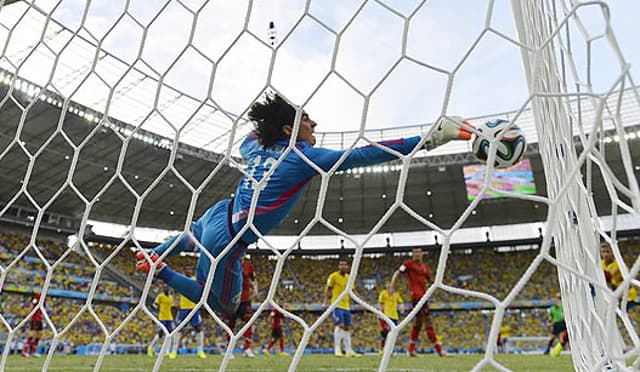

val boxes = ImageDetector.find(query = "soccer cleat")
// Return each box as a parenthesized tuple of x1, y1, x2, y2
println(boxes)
(32, 353, 41, 358)
(278, 351, 289, 356)
(168, 351, 177, 359)
(135, 251, 165, 273)
(408, 350, 418, 357)
(243, 348, 255, 358)
(551, 343, 563, 357)
(424, 116, 473, 151)
(379, 350, 384, 355)
(21, 351, 30, 358)
(346, 351, 362, 358)
(262, 348, 271, 356)
(334, 350, 344, 357)
(147, 345, 154, 357)
(197, 351, 207, 359)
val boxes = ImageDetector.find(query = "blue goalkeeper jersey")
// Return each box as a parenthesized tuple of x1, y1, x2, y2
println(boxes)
(231, 133, 422, 243)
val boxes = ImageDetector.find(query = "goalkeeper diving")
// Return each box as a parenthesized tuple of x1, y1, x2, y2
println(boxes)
(135, 94, 473, 314)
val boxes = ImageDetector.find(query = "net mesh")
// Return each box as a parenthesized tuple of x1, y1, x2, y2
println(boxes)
(0, 0, 637, 371)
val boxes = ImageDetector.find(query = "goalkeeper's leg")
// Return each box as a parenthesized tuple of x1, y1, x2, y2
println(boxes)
(147, 207, 212, 259)
(150, 230, 199, 258)
(135, 223, 204, 274)
(136, 198, 227, 269)
(153, 243, 245, 315)
(142, 199, 246, 314)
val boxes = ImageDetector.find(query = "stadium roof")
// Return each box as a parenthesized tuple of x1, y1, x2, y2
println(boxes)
(1, 2, 639, 158)
(1, 70, 638, 239)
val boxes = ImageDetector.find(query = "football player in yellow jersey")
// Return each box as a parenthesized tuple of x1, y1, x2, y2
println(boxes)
(176, 269, 207, 359)
(497, 325, 511, 353)
(601, 243, 638, 308)
(148, 287, 178, 358)
(377, 281, 403, 353)
(322, 258, 360, 357)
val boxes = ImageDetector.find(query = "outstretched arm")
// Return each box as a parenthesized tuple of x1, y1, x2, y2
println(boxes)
(389, 270, 402, 295)
(303, 136, 422, 174)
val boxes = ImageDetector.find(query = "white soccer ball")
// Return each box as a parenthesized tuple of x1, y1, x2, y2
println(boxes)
(471, 119, 526, 169)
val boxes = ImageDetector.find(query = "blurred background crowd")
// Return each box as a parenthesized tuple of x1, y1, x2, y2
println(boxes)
(1, 230, 638, 354)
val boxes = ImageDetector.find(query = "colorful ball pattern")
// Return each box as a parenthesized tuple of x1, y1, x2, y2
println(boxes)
(472, 119, 526, 169)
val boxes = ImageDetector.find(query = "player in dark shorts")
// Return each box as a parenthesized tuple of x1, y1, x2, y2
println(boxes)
(545, 293, 568, 356)
(390, 248, 445, 357)
(223, 258, 258, 358)
(263, 308, 287, 355)
(22, 293, 45, 357)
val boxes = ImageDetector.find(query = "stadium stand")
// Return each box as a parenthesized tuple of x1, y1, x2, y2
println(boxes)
(0, 229, 638, 354)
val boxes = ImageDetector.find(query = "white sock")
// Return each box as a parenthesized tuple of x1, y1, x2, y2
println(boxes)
(343, 329, 353, 354)
(150, 334, 160, 350)
(334, 326, 342, 354)
(174, 333, 181, 353)
(197, 331, 204, 354)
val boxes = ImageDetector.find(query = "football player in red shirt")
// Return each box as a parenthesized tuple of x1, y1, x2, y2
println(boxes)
(263, 307, 287, 355)
(223, 257, 258, 357)
(22, 293, 45, 357)
(390, 247, 445, 357)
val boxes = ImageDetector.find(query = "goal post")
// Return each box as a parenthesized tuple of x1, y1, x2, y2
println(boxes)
(511, 1, 638, 370)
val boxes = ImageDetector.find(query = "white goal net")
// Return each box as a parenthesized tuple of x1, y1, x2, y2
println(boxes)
(0, 0, 638, 371)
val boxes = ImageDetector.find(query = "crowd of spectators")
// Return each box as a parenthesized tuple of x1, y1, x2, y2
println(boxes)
(0, 229, 638, 353)
(245, 248, 560, 306)
(0, 232, 134, 298)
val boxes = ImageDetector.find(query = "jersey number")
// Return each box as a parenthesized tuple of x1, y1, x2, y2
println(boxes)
(243, 155, 277, 189)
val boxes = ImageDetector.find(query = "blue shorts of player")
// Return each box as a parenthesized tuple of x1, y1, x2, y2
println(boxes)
(159, 320, 174, 333)
(177, 309, 203, 328)
(155, 199, 248, 315)
(332, 308, 352, 327)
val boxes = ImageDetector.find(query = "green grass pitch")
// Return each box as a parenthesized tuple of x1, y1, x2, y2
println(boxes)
(6, 354, 574, 371)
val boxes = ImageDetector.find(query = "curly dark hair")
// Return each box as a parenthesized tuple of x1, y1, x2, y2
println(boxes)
(248, 93, 296, 148)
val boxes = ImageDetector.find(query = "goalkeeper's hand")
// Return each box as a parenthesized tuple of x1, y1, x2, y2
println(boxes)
(424, 116, 473, 151)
